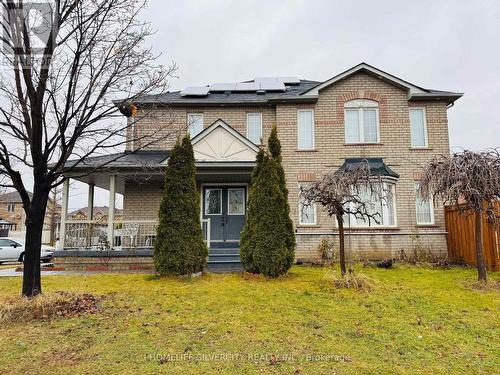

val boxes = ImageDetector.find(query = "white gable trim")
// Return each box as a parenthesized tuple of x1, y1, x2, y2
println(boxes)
(302, 63, 428, 96)
(191, 119, 259, 152)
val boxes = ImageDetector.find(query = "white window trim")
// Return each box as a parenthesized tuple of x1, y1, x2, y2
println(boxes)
(415, 183, 435, 225)
(298, 186, 317, 225)
(227, 188, 246, 216)
(246, 113, 263, 144)
(297, 109, 315, 150)
(7, 204, 15, 213)
(409, 107, 429, 148)
(345, 182, 397, 228)
(204, 188, 222, 216)
(344, 99, 380, 144)
(187, 113, 204, 137)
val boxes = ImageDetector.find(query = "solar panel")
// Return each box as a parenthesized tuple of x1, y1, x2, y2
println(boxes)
(260, 82, 286, 91)
(278, 76, 301, 84)
(234, 82, 260, 91)
(180, 86, 209, 96)
(210, 83, 237, 91)
(255, 76, 300, 85)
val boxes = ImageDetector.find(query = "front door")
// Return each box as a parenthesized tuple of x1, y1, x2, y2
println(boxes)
(203, 186, 246, 247)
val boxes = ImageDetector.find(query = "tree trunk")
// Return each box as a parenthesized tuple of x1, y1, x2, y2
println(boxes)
(474, 210, 487, 282)
(337, 214, 347, 276)
(22, 190, 50, 297)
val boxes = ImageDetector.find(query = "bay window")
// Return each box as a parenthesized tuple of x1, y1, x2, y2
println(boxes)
(344, 182, 396, 227)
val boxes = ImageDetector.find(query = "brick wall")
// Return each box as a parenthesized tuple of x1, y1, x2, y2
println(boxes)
(123, 71, 452, 262)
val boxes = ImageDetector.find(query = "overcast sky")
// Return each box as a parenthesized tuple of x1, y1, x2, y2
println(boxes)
(59, 0, 500, 209)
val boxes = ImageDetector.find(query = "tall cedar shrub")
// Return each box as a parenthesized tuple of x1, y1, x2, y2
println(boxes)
(241, 125, 295, 277)
(240, 149, 265, 272)
(268, 125, 296, 269)
(154, 135, 208, 275)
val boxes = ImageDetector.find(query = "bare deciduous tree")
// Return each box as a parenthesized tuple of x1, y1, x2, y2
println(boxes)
(302, 161, 390, 275)
(0, 0, 176, 297)
(419, 149, 500, 281)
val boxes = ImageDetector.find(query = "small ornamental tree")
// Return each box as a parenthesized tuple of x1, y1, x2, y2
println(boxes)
(154, 135, 208, 276)
(302, 161, 386, 276)
(419, 149, 500, 281)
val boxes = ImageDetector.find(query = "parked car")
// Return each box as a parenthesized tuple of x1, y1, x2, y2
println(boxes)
(0, 237, 54, 264)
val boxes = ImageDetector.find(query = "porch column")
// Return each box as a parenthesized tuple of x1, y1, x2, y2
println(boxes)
(87, 183, 95, 220)
(107, 175, 116, 248)
(59, 178, 70, 249)
(86, 183, 95, 248)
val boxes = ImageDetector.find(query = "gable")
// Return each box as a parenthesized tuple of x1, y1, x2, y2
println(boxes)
(191, 120, 258, 162)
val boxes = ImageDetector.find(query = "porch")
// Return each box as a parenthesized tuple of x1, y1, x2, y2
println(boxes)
(56, 120, 258, 271)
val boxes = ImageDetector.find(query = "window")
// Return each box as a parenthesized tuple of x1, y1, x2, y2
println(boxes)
(6, 204, 15, 212)
(228, 188, 245, 215)
(0, 239, 17, 247)
(344, 99, 380, 143)
(204, 189, 222, 215)
(344, 182, 396, 227)
(299, 188, 316, 225)
(187, 113, 203, 137)
(409, 108, 428, 148)
(297, 110, 314, 150)
(246, 113, 262, 144)
(415, 183, 434, 224)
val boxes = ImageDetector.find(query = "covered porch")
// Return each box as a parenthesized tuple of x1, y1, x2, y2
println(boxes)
(58, 120, 258, 253)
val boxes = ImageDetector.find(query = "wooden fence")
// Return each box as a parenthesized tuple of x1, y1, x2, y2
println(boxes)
(444, 202, 499, 271)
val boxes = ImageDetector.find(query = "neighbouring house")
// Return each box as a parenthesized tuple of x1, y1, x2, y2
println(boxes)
(0, 191, 60, 243)
(68, 206, 123, 223)
(57, 62, 462, 269)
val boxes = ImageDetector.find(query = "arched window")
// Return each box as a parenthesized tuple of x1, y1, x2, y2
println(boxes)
(344, 99, 380, 143)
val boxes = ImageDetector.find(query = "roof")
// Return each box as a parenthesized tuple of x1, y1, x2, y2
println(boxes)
(302, 62, 463, 104)
(0, 191, 33, 203)
(133, 80, 320, 106)
(128, 62, 462, 107)
(63, 150, 170, 170)
(340, 158, 400, 179)
(0, 218, 15, 225)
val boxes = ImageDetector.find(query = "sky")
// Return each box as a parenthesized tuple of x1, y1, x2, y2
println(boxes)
(12, 0, 500, 210)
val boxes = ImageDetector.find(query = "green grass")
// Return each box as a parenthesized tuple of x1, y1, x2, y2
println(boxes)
(0, 265, 498, 374)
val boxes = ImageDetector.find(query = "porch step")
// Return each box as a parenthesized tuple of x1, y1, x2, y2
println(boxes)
(206, 248, 242, 273)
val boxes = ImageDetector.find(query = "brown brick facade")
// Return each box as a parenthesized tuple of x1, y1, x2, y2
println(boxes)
(123, 71, 451, 262)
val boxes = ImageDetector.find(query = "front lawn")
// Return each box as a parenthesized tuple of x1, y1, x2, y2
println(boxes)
(0, 265, 498, 374)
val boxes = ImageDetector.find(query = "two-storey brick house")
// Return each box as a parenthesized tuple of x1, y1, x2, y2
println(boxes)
(59, 63, 462, 266)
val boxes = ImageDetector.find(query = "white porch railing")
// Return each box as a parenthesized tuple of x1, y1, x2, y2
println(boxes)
(63, 218, 211, 250)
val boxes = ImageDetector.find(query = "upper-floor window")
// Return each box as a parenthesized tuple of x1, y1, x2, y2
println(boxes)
(297, 110, 315, 150)
(7, 204, 15, 212)
(299, 186, 316, 225)
(246, 113, 262, 144)
(187, 113, 203, 137)
(409, 108, 428, 148)
(415, 182, 434, 224)
(344, 99, 380, 144)
(344, 182, 396, 227)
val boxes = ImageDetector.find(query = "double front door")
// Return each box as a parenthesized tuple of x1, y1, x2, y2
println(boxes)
(203, 186, 246, 245)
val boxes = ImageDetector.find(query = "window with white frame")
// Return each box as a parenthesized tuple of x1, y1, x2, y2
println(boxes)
(409, 108, 428, 148)
(299, 187, 316, 225)
(344, 99, 380, 143)
(246, 113, 262, 144)
(7, 204, 15, 212)
(344, 182, 396, 227)
(187, 113, 203, 137)
(297, 110, 314, 150)
(415, 182, 434, 224)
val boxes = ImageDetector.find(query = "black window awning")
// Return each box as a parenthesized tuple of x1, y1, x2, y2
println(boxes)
(339, 158, 399, 179)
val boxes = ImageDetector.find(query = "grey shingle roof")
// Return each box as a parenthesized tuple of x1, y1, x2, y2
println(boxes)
(133, 80, 321, 106)
(0, 191, 33, 203)
(64, 151, 170, 170)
